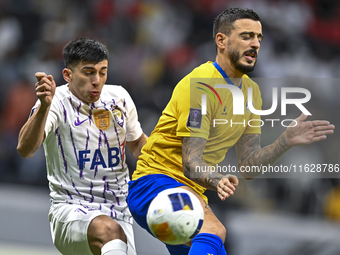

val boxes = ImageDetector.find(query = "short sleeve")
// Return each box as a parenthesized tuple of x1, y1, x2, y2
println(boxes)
(29, 98, 59, 138)
(121, 88, 143, 142)
(176, 78, 212, 139)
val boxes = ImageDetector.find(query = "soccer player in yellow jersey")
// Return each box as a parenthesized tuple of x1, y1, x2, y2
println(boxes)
(127, 8, 335, 255)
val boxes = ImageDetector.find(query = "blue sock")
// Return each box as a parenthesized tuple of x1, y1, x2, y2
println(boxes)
(188, 233, 224, 255)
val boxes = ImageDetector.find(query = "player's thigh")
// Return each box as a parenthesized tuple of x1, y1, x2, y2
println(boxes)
(49, 203, 104, 255)
(177, 186, 226, 242)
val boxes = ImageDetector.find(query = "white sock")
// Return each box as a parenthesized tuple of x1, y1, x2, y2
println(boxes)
(101, 239, 127, 255)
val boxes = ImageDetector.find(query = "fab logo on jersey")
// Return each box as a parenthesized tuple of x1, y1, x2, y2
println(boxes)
(78, 147, 120, 170)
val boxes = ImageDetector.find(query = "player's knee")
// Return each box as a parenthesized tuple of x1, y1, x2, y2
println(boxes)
(216, 223, 226, 242)
(88, 216, 127, 255)
(102, 218, 127, 243)
(89, 215, 127, 244)
(203, 220, 226, 242)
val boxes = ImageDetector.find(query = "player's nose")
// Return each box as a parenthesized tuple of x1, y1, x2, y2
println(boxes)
(91, 73, 100, 86)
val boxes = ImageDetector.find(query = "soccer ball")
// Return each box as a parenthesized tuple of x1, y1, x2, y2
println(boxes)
(146, 188, 204, 245)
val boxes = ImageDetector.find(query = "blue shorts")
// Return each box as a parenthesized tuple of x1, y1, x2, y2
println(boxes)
(127, 174, 190, 255)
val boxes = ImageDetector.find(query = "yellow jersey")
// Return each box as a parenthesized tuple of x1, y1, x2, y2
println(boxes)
(132, 61, 262, 202)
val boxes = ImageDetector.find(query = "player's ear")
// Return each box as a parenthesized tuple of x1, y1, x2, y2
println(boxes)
(62, 68, 72, 83)
(215, 32, 227, 51)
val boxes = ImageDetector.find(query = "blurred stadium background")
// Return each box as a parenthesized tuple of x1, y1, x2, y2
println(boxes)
(0, 0, 340, 254)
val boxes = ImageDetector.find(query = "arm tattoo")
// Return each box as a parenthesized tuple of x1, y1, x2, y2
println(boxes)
(235, 133, 290, 178)
(182, 137, 224, 191)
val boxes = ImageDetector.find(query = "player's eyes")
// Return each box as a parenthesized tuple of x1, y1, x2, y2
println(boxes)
(83, 70, 107, 76)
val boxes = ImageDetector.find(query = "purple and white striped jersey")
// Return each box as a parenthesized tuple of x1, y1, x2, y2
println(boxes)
(32, 84, 143, 223)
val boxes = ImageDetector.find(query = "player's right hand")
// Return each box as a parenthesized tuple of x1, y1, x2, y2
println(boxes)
(217, 174, 239, 201)
(35, 72, 56, 108)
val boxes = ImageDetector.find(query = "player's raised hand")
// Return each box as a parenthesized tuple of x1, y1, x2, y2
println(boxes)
(217, 174, 239, 201)
(284, 113, 335, 147)
(35, 72, 56, 108)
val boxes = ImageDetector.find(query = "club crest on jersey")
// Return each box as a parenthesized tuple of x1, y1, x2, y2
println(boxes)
(93, 109, 111, 130)
(111, 107, 124, 127)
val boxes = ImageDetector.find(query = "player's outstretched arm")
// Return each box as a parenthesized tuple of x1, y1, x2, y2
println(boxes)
(235, 113, 335, 179)
(182, 137, 238, 201)
(17, 72, 56, 158)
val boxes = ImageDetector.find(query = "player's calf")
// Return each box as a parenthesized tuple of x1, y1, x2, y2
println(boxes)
(199, 207, 226, 242)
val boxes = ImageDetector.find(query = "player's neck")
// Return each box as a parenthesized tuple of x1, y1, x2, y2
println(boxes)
(215, 56, 243, 86)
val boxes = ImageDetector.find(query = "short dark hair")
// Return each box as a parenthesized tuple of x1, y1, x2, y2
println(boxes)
(213, 8, 260, 43)
(62, 37, 109, 69)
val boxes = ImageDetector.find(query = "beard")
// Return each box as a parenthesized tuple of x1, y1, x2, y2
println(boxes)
(229, 48, 257, 74)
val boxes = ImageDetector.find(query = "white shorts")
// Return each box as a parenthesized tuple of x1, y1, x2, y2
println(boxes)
(49, 203, 136, 255)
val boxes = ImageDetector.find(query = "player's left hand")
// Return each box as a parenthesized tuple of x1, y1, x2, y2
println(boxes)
(217, 174, 239, 201)
(284, 113, 335, 147)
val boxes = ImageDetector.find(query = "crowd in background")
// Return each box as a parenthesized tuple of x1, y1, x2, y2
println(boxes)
(0, 0, 339, 222)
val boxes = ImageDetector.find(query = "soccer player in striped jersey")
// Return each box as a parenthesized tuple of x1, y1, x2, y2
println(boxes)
(17, 37, 147, 255)
(127, 7, 335, 255)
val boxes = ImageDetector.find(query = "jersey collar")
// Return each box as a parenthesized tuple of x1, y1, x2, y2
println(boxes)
(212, 61, 242, 89)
